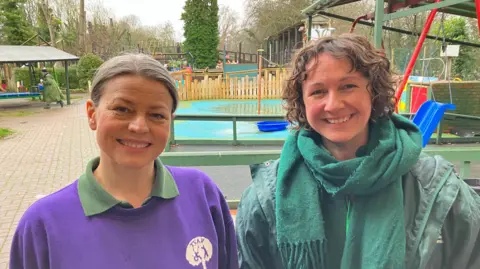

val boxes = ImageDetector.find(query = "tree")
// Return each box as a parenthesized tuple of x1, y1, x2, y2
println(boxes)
(36, 2, 52, 43)
(78, 0, 85, 54)
(181, 0, 220, 69)
(432, 16, 476, 80)
(218, 5, 239, 50)
(240, 0, 309, 51)
(0, 0, 35, 45)
(37, 0, 62, 47)
(54, 0, 80, 53)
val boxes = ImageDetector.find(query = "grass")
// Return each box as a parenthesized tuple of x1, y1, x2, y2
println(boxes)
(0, 128, 14, 139)
(430, 133, 460, 138)
(29, 93, 87, 103)
(0, 110, 34, 117)
(70, 95, 86, 100)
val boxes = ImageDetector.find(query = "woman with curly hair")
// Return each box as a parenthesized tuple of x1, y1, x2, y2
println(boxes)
(235, 33, 480, 269)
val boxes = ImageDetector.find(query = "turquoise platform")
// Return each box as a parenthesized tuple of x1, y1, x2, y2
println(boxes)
(175, 100, 289, 139)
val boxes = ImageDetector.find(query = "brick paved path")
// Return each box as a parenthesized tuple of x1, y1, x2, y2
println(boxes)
(0, 97, 479, 268)
(0, 97, 98, 268)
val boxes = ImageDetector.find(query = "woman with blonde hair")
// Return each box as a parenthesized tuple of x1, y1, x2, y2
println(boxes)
(11, 54, 238, 269)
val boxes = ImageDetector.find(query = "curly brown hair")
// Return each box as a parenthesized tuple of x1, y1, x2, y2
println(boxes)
(283, 33, 396, 130)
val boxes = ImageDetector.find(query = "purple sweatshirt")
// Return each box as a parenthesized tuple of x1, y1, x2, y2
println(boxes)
(9, 166, 238, 269)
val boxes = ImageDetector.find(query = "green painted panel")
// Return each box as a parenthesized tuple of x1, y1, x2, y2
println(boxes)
(224, 64, 258, 78)
(160, 147, 480, 166)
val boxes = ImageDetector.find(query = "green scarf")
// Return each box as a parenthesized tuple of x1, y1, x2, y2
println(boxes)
(276, 114, 423, 269)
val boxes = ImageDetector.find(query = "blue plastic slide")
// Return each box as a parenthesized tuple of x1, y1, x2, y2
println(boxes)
(412, 100, 456, 147)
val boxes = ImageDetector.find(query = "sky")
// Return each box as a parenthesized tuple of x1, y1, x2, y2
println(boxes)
(96, 0, 245, 41)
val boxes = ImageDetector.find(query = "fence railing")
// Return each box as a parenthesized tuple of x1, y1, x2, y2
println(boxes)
(165, 113, 480, 152)
(160, 147, 480, 209)
(165, 114, 285, 152)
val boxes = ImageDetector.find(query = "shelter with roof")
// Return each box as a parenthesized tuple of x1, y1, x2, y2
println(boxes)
(0, 45, 79, 104)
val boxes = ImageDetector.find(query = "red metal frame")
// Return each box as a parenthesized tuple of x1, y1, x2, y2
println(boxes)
(394, 0, 441, 111)
(476, 0, 480, 35)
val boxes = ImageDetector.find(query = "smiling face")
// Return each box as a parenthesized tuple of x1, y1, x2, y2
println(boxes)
(302, 53, 372, 148)
(86, 75, 173, 169)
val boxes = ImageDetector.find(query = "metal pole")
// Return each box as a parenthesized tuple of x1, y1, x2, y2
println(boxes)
(28, 64, 34, 93)
(257, 49, 264, 115)
(316, 11, 480, 48)
(65, 61, 71, 105)
(373, 0, 384, 48)
(421, 46, 426, 77)
(223, 36, 227, 78)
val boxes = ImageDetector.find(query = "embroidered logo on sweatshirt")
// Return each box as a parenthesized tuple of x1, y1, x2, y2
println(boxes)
(186, 236, 213, 269)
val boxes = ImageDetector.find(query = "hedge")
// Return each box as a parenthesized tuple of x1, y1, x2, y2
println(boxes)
(77, 54, 104, 89)
(13, 66, 80, 91)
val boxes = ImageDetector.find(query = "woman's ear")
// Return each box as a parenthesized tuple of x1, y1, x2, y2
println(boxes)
(86, 100, 97, 131)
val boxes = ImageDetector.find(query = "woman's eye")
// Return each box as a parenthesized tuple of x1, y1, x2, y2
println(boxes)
(114, 107, 129, 113)
(343, 84, 357, 90)
(312, 89, 327, 95)
(151, 113, 165, 120)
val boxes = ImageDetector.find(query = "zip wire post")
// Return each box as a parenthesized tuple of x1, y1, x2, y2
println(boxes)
(394, 0, 441, 111)
(257, 49, 264, 115)
(223, 37, 227, 78)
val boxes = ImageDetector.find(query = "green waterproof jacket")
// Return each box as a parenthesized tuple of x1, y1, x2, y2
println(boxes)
(42, 73, 64, 103)
(235, 153, 480, 269)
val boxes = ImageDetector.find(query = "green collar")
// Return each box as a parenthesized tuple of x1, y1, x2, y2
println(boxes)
(78, 157, 179, 216)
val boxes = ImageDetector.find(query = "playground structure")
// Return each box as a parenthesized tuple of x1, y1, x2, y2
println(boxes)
(302, 0, 480, 46)
(0, 45, 79, 104)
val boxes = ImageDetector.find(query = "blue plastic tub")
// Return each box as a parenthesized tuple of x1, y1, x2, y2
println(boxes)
(257, 121, 289, 132)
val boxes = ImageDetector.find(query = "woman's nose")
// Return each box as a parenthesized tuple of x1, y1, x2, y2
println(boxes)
(324, 91, 345, 112)
(128, 116, 149, 133)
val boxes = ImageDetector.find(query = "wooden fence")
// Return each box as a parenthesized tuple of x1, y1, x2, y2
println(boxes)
(171, 68, 289, 101)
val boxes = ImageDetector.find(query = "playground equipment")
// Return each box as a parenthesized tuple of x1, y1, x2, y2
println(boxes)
(0, 92, 40, 100)
(398, 12, 459, 147)
(412, 101, 456, 147)
(0, 64, 41, 100)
